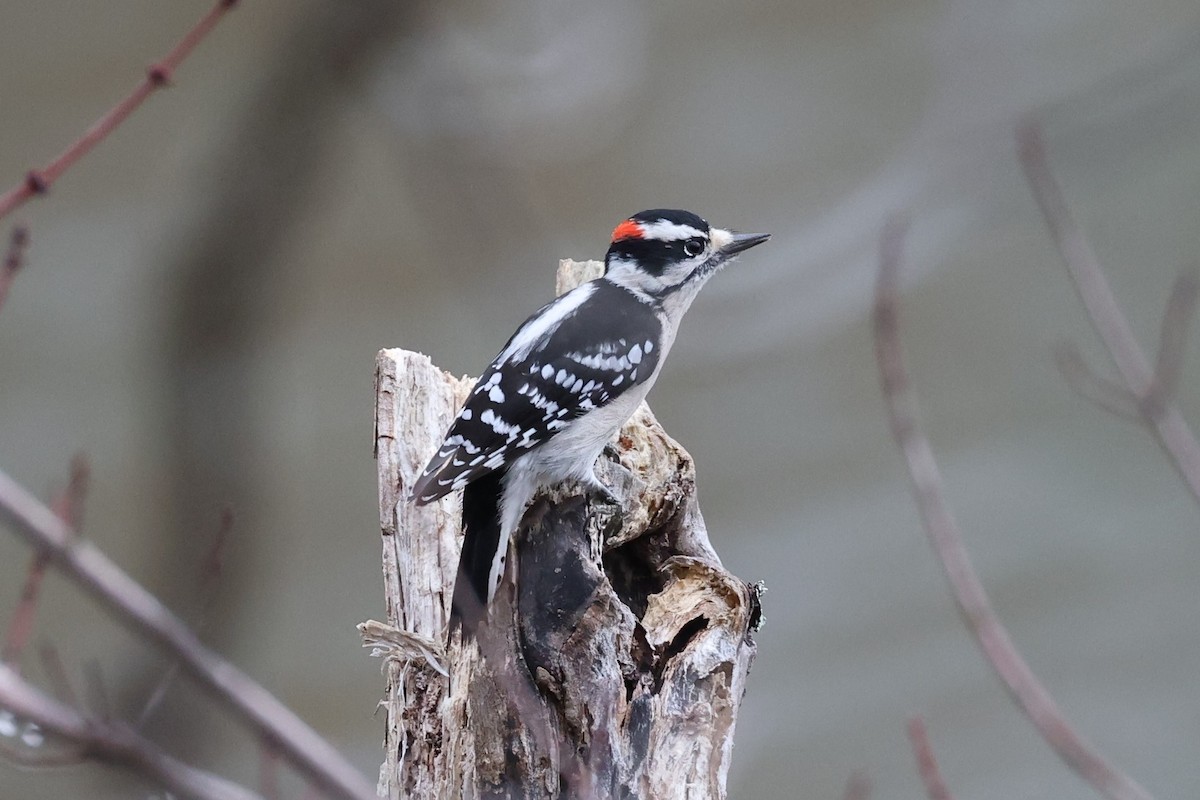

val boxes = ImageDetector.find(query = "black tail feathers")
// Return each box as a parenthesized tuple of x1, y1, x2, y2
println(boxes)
(450, 469, 506, 640)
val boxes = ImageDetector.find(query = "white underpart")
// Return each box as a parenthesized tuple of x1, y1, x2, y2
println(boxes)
(487, 378, 659, 602)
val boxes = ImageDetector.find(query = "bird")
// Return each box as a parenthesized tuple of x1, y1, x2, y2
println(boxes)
(410, 209, 769, 638)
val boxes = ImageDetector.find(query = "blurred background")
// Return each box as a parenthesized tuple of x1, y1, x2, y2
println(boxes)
(1, 0, 1199, 797)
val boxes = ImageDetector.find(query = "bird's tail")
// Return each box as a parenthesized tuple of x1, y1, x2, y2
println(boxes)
(450, 469, 506, 640)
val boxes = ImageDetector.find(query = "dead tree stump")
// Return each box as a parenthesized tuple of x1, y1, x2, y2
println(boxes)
(363, 260, 762, 800)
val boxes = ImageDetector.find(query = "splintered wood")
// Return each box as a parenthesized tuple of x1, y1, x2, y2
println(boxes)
(364, 260, 761, 800)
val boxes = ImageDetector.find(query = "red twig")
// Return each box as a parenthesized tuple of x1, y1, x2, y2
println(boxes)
(84, 658, 112, 721)
(1052, 342, 1141, 420)
(37, 643, 79, 709)
(0, 224, 30, 314)
(137, 507, 233, 727)
(53, 454, 92, 530)
(3, 455, 89, 668)
(198, 506, 232, 603)
(2, 555, 49, 668)
(841, 769, 872, 800)
(1153, 273, 1198, 403)
(0, 0, 239, 221)
(907, 717, 955, 800)
(1018, 122, 1200, 508)
(874, 217, 1154, 800)
(0, 468, 375, 800)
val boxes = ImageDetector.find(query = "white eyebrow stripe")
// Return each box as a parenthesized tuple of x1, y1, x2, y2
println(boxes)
(637, 221, 706, 241)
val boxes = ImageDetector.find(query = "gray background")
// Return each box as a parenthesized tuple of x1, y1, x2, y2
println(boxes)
(1, 0, 1198, 797)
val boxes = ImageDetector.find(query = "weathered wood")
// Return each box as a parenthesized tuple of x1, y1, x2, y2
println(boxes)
(364, 260, 761, 800)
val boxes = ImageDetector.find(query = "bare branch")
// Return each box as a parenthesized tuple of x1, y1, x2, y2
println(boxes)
(37, 644, 79, 709)
(0, 1, 239, 220)
(874, 217, 1154, 800)
(1018, 121, 1200, 507)
(0, 468, 375, 800)
(1052, 342, 1141, 420)
(198, 506, 233, 600)
(1152, 272, 1198, 405)
(53, 455, 91, 530)
(4, 455, 89, 668)
(840, 770, 871, 800)
(0, 662, 262, 800)
(83, 659, 112, 721)
(906, 717, 955, 800)
(137, 506, 234, 728)
(0, 735, 84, 768)
(2, 554, 49, 668)
(0, 224, 29, 313)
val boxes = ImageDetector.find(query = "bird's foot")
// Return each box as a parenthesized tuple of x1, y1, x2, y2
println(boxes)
(583, 472, 622, 510)
(588, 480, 620, 508)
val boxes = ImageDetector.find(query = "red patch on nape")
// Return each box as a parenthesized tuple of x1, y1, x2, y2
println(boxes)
(611, 219, 644, 242)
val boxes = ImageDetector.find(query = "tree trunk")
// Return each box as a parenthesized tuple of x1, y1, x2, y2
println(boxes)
(363, 260, 762, 800)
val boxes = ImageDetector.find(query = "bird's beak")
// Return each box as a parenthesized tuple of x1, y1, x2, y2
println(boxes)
(720, 231, 771, 257)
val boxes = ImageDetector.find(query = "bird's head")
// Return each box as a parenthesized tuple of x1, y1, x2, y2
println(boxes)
(603, 209, 769, 305)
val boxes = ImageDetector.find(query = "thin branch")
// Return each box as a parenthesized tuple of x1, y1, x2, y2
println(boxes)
(2, 555, 50, 668)
(4, 455, 89, 668)
(906, 717, 955, 800)
(1018, 121, 1200, 507)
(0, 662, 262, 800)
(0, 224, 30, 314)
(1052, 342, 1141, 421)
(0, 735, 85, 768)
(873, 217, 1154, 800)
(840, 769, 871, 800)
(0, 468, 375, 800)
(198, 506, 233, 600)
(83, 659, 112, 722)
(135, 662, 181, 731)
(137, 506, 233, 728)
(1152, 272, 1198, 405)
(37, 643, 80, 709)
(0, 0, 239, 221)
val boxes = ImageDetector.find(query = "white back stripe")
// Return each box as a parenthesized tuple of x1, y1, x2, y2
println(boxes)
(499, 282, 596, 363)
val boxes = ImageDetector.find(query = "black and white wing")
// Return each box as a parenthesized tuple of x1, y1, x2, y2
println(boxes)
(411, 280, 661, 505)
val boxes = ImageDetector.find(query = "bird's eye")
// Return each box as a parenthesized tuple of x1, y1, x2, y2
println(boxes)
(683, 238, 705, 257)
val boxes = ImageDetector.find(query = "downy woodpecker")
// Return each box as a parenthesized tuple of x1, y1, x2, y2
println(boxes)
(411, 209, 770, 636)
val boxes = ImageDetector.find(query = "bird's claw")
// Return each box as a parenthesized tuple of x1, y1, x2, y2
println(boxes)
(584, 474, 621, 509)
(594, 484, 621, 508)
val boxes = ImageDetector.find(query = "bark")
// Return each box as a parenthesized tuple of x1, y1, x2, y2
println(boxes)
(364, 260, 762, 800)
